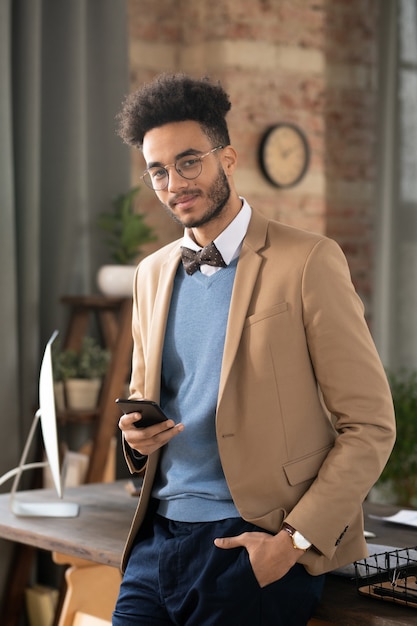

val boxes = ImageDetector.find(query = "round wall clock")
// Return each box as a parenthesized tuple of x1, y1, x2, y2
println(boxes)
(259, 123, 310, 188)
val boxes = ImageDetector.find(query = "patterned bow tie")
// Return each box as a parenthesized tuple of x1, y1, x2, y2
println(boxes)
(181, 242, 227, 275)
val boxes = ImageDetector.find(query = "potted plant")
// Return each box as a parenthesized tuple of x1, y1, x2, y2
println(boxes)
(96, 186, 156, 296)
(374, 368, 417, 507)
(53, 337, 111, 411)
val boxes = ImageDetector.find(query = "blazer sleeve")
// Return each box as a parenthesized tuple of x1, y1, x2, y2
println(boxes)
(285, 237, 396, 560)
(122, 436, 148, 473)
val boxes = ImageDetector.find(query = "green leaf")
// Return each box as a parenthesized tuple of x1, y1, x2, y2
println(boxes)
(97, 186, 157, 264)
(377, 368, 417, 506)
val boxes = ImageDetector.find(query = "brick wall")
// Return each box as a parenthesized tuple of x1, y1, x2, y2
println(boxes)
(126, 0, 379, 317)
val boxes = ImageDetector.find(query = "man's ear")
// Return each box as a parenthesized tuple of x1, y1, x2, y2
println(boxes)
(221, 145, 238, 175)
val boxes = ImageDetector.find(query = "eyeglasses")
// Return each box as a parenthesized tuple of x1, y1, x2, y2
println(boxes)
(141, 146, 224, 191)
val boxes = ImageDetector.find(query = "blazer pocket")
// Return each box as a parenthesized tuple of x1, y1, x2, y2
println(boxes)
(245, 302, 288, 327)
(283, 445, 333, 486)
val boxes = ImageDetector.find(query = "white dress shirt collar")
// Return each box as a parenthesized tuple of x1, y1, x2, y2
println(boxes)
(182, 198, 252, 275)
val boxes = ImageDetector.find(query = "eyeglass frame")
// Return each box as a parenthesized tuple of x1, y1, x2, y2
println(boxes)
(141, 145, 224, 191)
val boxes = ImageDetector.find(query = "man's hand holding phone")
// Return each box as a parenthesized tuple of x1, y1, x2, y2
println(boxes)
(116, 398, 184, 456)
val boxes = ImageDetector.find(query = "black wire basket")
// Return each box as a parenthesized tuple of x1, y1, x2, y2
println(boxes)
(355, 547, 417, 608)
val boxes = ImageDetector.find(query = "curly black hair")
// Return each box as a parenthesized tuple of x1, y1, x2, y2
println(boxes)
(116, 73, 231, 150)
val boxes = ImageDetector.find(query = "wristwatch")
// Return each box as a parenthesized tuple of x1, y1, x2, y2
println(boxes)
(283, 523, 312, 551)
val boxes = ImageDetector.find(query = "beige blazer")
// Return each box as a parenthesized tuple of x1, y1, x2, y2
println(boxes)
(122, 208, 395, 576)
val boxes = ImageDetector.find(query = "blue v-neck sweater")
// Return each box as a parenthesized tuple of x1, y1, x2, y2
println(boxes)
(153, 260, 240, 522)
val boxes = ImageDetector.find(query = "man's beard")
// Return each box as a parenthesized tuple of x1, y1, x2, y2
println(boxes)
(160, 167, 231, 228)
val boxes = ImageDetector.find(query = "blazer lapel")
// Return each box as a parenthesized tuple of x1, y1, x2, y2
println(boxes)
(218, 210, 269, 403)
(145, 245, 182, 400)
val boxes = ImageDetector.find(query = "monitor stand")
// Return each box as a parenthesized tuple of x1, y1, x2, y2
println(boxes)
(0, 410, 79, 518)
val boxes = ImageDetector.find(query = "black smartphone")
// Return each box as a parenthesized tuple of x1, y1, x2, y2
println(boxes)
(115, 398, 169, 428)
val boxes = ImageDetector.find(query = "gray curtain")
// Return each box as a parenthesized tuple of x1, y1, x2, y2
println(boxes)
(0, 0, 130, 604)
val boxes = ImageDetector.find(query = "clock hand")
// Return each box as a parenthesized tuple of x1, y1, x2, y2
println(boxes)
(281, 145, 302, 158)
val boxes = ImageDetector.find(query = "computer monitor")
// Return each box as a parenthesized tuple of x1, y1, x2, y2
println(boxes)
(0, 330, 79, 517)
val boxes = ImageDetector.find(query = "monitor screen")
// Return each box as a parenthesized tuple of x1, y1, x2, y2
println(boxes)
(39, 329, 62, 497)
(0, 330, 80, 517)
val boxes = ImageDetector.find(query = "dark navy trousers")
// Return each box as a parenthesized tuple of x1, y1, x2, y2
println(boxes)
(113, 514, 324, 626)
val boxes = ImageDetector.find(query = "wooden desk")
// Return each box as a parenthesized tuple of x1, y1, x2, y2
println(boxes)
(315, 502, 417, 625)
(0, 482, 137, 626)
(0, 481, 136, 568)
(1, 483, 416, 625)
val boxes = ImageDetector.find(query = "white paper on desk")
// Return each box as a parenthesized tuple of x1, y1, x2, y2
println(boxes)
(368, 509, 417, 527)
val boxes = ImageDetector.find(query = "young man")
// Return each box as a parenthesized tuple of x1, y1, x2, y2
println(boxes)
(112, 74, 395, 626)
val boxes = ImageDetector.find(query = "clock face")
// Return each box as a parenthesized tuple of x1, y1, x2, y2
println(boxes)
(259, 123, 309, 188)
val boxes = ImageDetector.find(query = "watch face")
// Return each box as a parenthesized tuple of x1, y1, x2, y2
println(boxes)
(259, 123, 309, 188)
(293, 531, 312, 550)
